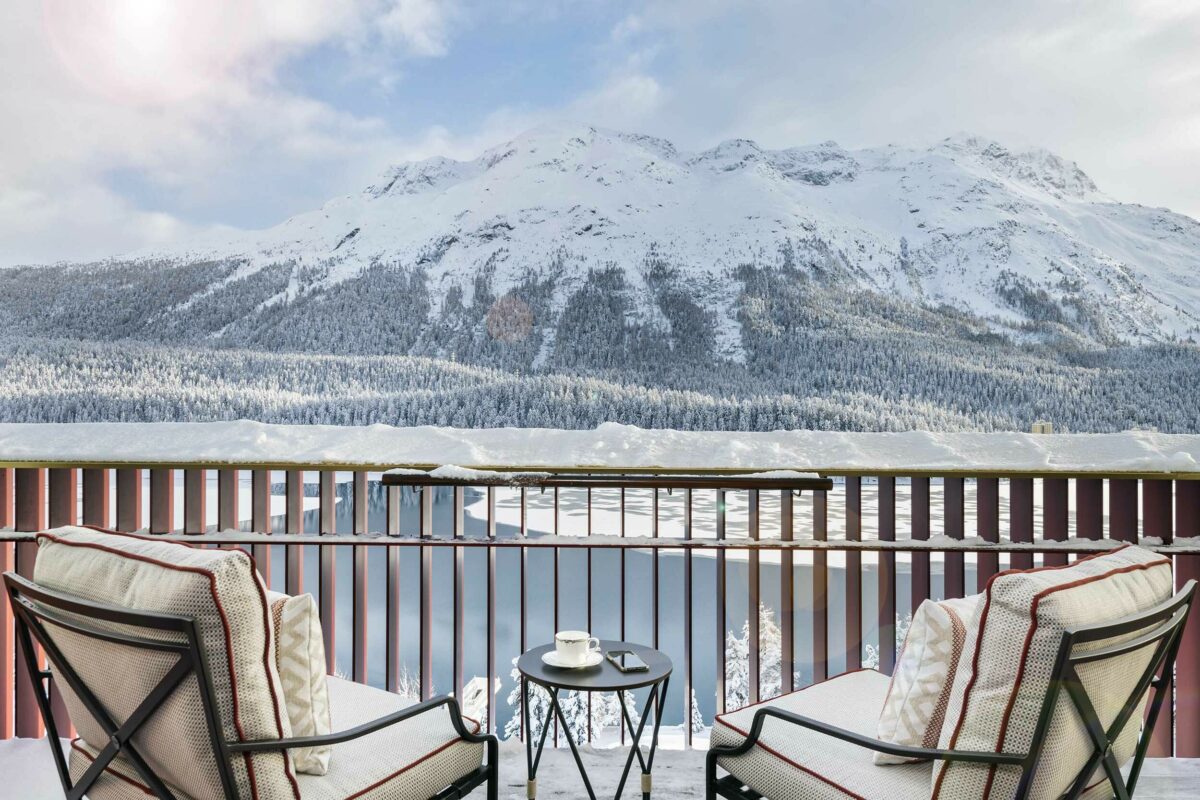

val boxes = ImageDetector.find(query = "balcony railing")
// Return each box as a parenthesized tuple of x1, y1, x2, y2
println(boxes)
(2, 424, 1199, 760)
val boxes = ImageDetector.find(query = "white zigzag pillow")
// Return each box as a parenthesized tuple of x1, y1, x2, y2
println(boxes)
(267, 591, 333, 775)
(874, 592, 984, 765)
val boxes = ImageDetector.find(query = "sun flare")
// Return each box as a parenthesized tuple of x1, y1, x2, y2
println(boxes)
(43, 0, 209, 105)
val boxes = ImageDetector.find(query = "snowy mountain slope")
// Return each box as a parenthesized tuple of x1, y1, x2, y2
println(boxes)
(110, 123, 1200, 350)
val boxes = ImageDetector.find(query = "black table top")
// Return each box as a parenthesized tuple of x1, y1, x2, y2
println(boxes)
(517, 640, 672, 692)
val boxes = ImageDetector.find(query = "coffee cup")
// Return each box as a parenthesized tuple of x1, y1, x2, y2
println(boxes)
(554, 630, 601, 666)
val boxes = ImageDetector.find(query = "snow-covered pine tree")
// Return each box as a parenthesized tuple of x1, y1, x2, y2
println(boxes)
(723, 602, 784, 711)
(503, 658, 640, 744)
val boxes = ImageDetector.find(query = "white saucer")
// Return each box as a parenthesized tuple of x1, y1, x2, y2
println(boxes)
(542, 650, 604, 669)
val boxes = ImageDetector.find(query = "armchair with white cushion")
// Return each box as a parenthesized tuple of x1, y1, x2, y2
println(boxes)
(3, 526, 499, 800)
(707, 545, 1194, 800)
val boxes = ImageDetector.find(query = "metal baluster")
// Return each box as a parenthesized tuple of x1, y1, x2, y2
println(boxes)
(251, 470, 270, 583)
(1109, 479, 1139, 543)
(1, 469, 12, 740)
(1042, 478, 1069, 567)
(1145, 479, 1174, 757)
(652, 487, 660, 653)
(519, 487, 528, 741)
(911, 477, 931, 608)
(453, 486, 465, 700)
(976, 477, 1000, 590)
(1076, 478, 1104, 541)
(1010, 477, 1034, 570)
(217, 469, 239, 533)
(115, 468, 142, 532)
(386, 483, 401, 694)
(748, 489, 760, 703)
(1175, 481, 1200, 756)
(878, 477, 896, 674)
(318, 471, 336, 672)
(352, 471, 368, 684)
(683, 488, 694, 746)
(586, 487, 593, 743)
(845, 477, 862, 671)
(149, 468, 173, 535)
(285, 470, 303, 592)
(944, 477, 965, 598)
(486, 486, 497, 736)
(812, 490, 828, 684)
(14, 468, 45, 738)
(419, 483, 433, 699)
(46, 468, 76, 733)
(780, 488, 794, 696)
(716, 487, 727, 713)
(81, 468, 110, 528)
(184, 468, 206, 536)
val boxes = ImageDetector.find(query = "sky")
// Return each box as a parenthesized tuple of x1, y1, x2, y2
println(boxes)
(3, 0, 1199, 267)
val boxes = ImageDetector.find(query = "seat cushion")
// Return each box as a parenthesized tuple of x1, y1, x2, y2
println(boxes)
(34, 526, 298, 800)
(68, 677, 486, 800)
(932, 544, 1172, 800)
(297, 676, 485, 800)
(712, 670, 932, 800)
(876, 593, 983, 765)
(267, 590, 334, 775)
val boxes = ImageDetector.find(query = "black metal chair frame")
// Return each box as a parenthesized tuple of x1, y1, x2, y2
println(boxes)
(3, 571, 499, 800)
(707, 580, 1197, 800)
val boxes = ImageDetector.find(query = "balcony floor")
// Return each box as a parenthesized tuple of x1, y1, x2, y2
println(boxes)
(4, 738, 1199, 799)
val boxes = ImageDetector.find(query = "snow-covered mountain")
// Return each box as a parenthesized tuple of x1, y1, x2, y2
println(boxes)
(138, 122, 1200, 349)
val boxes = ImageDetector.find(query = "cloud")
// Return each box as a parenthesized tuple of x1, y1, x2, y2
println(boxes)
(598, 0, 1200, 218)
(0, 0, 464, 266)
(377, 0, 462, 57)
(5, 0, 1199, 267)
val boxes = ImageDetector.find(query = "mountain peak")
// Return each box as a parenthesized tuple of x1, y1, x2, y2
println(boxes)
(936, 133, 1100, 199)
(126, 123, 1199, 347)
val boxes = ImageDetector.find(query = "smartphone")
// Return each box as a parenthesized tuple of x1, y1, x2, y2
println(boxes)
(606, 649, 649, 673)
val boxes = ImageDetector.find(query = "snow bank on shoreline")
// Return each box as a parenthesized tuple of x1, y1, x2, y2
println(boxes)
(1, 421, 1197, 474)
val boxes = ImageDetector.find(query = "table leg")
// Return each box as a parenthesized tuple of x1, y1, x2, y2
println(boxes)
(523, 677, 535, 798)
(644, 676, 670, 800)
(617, 690, 650, 774)
(615, 686, 656, 799)
(614, 677, 670, 800)
(525, 679, 555, 799)
(549, 689, 598, 800)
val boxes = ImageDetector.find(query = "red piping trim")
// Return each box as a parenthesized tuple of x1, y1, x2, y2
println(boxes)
(73, 720, 486, 800)
(70, 738, 155, 797)
(932, 546, 1169, 799)
(82, 522, 254, 564)
(38, 531, 300, 800)
(82, 524, 196, 547)
(713, 670, 877, 800)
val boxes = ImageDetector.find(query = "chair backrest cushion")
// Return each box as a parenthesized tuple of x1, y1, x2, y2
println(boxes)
(931, 544, 1172, 800)
(34, 526, 300, 800)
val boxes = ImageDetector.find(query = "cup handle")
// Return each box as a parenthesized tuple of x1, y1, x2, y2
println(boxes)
(588, 637, 601, 654)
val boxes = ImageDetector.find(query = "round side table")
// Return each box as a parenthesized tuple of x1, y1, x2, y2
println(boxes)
(517, 640, 672, 800)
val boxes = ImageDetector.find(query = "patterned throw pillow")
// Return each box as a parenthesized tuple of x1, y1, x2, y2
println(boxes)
(267, 591, 333, 775)
(874, 592, 983, 765)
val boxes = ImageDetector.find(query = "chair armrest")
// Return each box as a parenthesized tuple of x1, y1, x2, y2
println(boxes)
(710, 706, 1025, 767)
(228, 694, 492, 754)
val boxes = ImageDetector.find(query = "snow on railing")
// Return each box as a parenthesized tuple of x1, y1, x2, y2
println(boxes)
(1, 420, 1199, 475)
